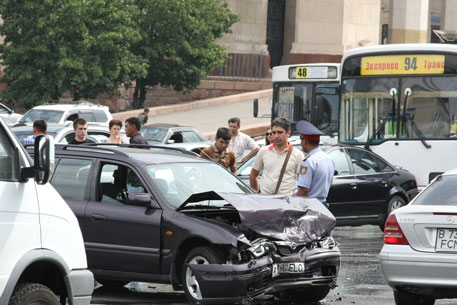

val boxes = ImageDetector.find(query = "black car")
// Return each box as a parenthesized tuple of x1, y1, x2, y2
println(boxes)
(46, 144, 340, 304)
(238, 144, 419, 230)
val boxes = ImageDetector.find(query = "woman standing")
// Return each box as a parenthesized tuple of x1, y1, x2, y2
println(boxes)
(265, 127, 273, 145)
(105, 119, 128, 144)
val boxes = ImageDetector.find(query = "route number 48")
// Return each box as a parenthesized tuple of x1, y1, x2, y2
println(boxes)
(404, 57, 417, 71)
(296, 67, 308, 78)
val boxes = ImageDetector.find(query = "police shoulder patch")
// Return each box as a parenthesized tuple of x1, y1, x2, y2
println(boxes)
(300, 165, 308, 175)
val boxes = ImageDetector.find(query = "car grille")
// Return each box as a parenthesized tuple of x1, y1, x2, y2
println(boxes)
(276, 244, 306, 256)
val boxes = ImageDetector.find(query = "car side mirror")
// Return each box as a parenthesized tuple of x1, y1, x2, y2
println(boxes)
(128, 193, 159, 208)
(34, 135, 55, 184)
(334, 170, 339, 176)
(20, 135, 55, 184)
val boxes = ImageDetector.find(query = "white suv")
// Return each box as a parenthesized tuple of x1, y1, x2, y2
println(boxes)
(0, 118, 94, 304)
(18, 102, 112, 125)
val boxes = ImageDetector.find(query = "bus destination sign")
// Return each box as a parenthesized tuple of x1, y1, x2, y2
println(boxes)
(361, 55, 445, 75)
(291, 66, 329, 79)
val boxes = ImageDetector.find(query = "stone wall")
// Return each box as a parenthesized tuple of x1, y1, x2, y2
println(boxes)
(81, 79, 272, 114)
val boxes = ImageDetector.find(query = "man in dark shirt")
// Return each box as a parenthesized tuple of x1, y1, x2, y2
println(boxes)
(125, 117, 148, 145)
(138, 108, 150, 126)
(68, 118, 95, 145)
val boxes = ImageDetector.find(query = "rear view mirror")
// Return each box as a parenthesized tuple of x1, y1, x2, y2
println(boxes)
(34, 135, 55, 185)
(253, 98, 259, 118)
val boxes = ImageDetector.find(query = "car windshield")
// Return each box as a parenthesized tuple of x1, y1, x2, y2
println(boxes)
(146, 162, 253, 208)
(412, 175, 457, 206)
(19, 109, 64, 124)
(141, 127, 167, 142)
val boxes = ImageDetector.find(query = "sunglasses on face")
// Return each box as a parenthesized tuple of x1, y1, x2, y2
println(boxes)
(266, 133, 272, 136)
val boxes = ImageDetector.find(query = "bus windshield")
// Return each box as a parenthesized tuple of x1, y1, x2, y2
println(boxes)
(340, 76, 457, 143)
(273, 81, 339, 136)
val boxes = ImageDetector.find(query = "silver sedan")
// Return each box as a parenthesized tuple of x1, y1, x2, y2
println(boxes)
(379, 168, 457, 305)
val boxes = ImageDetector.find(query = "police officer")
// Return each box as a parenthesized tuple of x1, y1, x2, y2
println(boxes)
(295, 120, 334, 207)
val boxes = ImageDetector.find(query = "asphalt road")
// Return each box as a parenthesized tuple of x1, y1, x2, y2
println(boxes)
(91, 225, 457, 305)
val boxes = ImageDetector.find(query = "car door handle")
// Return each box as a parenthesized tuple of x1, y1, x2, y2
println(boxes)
(350, 183, 357, 190)
(90, 214, 106, 222)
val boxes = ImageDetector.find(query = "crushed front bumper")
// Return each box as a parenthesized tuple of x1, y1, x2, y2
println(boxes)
(188, 247, 340, 304)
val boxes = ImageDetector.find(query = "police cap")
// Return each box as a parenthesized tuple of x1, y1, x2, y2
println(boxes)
(296, 120, 323, 141)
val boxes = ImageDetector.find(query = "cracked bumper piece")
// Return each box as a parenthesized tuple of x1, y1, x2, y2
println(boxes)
(188, 250, 340, 303)
(270, 251, 340, 293)
(188, 256, 273, 303)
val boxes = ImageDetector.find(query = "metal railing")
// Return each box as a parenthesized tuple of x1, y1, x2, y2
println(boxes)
(211, 53, 267, 80)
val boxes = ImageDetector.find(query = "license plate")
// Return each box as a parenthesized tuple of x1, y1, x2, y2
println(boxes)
(436, 228, 457, 252)
(272, 262, 305, 277)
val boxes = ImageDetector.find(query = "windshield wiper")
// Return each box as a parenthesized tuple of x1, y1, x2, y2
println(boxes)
(176, 204, 222, 212)
(365, 88, 397, 149)
(401, 88, 431, 149)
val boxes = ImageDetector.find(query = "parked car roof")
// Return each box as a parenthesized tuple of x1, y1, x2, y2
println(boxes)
(12, 123, 121, 144)
(17, 102, 113, 125)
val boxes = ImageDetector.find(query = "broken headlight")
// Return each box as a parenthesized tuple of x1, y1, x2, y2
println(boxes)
(318, 236, 336, 249)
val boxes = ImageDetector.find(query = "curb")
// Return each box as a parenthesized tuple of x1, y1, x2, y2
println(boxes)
(112, 89, 272, 122)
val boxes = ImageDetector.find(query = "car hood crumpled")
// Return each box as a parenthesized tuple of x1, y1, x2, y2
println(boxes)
(180, 191, 336, 243)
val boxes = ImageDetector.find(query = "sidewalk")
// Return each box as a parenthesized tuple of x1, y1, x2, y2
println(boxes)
(112, 89, 272, 139)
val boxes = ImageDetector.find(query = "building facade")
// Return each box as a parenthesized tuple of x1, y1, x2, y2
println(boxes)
(217, 0, 456, 77)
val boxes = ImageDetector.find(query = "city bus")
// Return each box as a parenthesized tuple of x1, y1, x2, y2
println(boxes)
(255, 63, 340, 143)
(339, 43, 457, 189)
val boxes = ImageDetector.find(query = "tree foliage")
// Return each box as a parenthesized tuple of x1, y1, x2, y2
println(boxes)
(0, 0, 238, 109)
(0, 0, 146, 108)
(127, 0, 239, 109)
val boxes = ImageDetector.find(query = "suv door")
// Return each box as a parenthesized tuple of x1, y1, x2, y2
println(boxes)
(50, 157, 94, 228)
(84, 160, 162, 276)
(0, 124, 41, 259)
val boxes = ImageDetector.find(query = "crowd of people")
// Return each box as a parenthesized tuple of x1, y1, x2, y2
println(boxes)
(22, 110, 334, 206)
(200, 116, 334, 206)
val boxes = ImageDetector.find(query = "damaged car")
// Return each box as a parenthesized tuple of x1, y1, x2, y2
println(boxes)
(47, 144, 340, 304)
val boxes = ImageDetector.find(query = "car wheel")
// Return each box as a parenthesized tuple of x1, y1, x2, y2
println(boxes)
(388, 195, 406, 214)
(380, 195, 406, 231)
(394, 290, 435, 305)
(182, 246, 225, 304)
(97, 279, 130, 288)
(8, 282, 60, 305)
(288, 286, 331, 303)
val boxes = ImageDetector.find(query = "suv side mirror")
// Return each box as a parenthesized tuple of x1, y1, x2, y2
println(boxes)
(34, 135, 55, 184)
(19, 135, 55, 184)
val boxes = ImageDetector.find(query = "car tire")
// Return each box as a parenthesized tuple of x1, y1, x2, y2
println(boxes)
(97, 279, 130, 288)
(394, 290, 435, 305)
(380, 195, 406, 231)
(182, 246, 225, 304)
(8, 282, 60, 305)
(288, 286, 331, 303)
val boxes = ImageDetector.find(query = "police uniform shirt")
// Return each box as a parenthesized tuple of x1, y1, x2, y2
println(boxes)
(297, 147, 334, 203)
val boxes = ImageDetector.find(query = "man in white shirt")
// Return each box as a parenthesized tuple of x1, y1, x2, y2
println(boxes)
(249, 118, 304, 195)
(228, 117, 259, 165)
